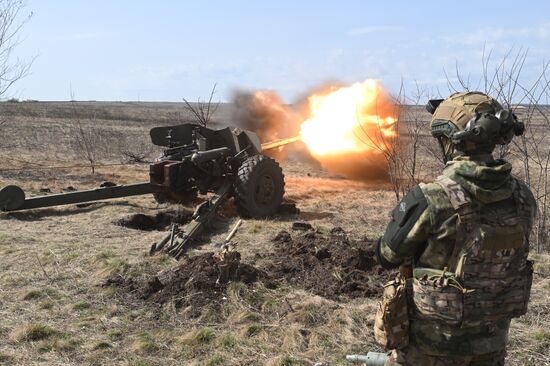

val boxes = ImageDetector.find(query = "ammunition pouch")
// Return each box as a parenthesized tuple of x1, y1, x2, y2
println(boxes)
(411, 268, 464, 326)
(411, 262, 533, 327)
(407, 175, 535, 328)
(374, 275, 410, 349)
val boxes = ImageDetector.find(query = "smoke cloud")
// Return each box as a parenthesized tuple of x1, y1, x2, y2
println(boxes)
(230, 82, 396, 182)
(231, 90, 300, 141)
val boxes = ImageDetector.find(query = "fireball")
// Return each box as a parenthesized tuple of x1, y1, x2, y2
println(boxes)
(300, 79, 397, 157)
(234, 79, 398, 180)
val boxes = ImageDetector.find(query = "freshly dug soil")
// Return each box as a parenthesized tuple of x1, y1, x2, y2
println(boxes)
(104, 226, 390, 311)
(104, 252, 266, 313)
(261, 228, 390, 300)
(115, 209, 192, 231)
(146, 253, 265, 308)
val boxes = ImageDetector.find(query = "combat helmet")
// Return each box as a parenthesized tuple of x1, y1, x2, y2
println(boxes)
(426, 91, 524, 162)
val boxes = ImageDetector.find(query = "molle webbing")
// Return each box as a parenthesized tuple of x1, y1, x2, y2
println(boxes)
(434, 175, 474, 273)
(512, 181, 533, 230)
(411, 175, 533, 327)
(374, 276, 410, 349)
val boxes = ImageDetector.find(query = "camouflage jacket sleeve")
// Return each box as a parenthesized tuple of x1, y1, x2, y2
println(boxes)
(378, 209, 432, 268)
(516, 178, 538, 229)
(377, 183, 457, 269)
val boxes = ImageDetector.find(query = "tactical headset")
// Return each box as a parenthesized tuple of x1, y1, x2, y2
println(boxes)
(426, 98, 524, 155)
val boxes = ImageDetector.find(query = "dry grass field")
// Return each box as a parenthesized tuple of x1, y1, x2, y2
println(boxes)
(0, 101, 549, 366)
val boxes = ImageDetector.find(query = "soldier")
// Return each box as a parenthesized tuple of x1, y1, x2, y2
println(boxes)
(374, 92, 537, 366)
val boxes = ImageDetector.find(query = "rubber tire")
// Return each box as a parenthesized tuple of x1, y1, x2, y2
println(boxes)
(234, 155, 285, 218)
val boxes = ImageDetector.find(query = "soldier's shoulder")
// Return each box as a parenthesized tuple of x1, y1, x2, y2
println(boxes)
(514, 177, 537, 209)
(416, 182, 454, 228)
(419, 182, 453, 210)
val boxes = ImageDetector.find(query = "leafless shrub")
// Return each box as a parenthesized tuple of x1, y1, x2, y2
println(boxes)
(356, 82, 434, 201)
(0, 0, 33, 98)
(394, 83, 441, 192)
(376, 47, 549, 250)
(119, 143, 155, 164)
(67, 119, 103, 174)
(182, 84, 219, 127)
(113, 126, 158, 164)
(120, 150, 148, 164)
(513, 89, 550, 251)
(65, 90, 104, 174)
(0, 0, 33, 148)
(446, 47, 550, 252)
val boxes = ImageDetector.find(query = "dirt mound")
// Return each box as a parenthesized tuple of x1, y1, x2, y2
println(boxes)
(115, 209, 192, 231)
(104, 252, 266, 314)
(104, 227, 389, 311)
(262, 228, 389, 300)
(146, 253, 265, 308)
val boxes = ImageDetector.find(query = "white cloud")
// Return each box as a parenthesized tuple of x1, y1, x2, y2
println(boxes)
(347, 25, 399, 36)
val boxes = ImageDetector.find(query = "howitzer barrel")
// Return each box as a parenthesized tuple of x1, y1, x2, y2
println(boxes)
(0, 183, 155, 212)
(190, 147, 231, 164)
(261, 135, 302, 151)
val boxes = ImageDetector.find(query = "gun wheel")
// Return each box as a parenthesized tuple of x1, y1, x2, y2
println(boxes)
(234, 155, 284, 218)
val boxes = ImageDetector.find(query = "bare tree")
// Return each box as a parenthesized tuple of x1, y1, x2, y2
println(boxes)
(478, 49, 550, 252)
(66, 89, 104, 173)
(0, 0, 33, 98)
(182, 83, 219, 127)
(0, 0, 33, 146)
(352, 81, 434, 201)
(68, 116, 103, 174)
(512, 80, 550, 252)
(119, 143, 155, 164)
(396, 82, 439, 190)
(446, 48, 550, 252)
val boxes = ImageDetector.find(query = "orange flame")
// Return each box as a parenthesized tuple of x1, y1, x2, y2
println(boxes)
(232, 79, 398, 180)
(300, 79, 397, 157)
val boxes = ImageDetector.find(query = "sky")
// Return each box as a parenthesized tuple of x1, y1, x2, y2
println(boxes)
(8, 0, 550, 102)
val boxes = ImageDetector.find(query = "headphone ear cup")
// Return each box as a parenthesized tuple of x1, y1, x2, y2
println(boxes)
(514, 121, 525, 136)
(497, 110, 524, 142)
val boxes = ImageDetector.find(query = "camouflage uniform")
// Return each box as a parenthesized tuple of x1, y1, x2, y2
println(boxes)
(376, 90, 539, 365)
(377, 156, 537, 365)
(386, 344, 507, 366)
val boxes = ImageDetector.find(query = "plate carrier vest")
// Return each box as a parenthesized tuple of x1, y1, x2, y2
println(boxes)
(410, 175, 533, 327)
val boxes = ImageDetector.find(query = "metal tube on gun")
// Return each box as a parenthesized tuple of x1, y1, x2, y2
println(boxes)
(261, 135, 302, 151)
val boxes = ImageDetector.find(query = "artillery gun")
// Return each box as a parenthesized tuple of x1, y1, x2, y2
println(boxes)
(0, 123, 300, 258)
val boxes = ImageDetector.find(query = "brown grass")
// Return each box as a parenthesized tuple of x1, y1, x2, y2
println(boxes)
(0, 101, 548, 365)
